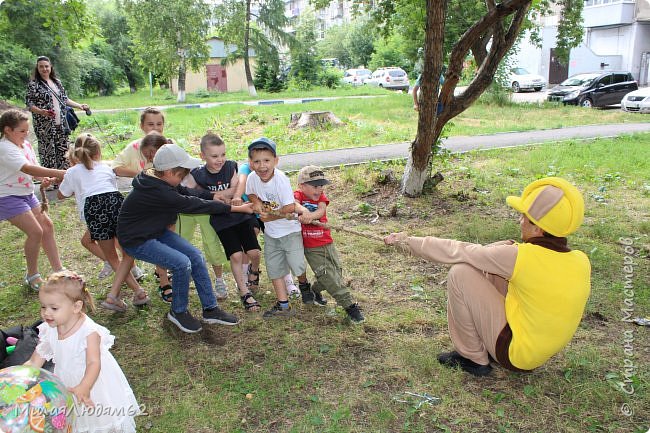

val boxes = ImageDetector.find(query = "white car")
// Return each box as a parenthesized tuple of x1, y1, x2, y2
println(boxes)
(366, 67, 410, 91)
(508, 67, 547, 92)
(342, 68, 371, 86)
(621, 87, 650, 113)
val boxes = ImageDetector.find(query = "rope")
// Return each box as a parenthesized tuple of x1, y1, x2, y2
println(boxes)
(40, 182, 49, 213)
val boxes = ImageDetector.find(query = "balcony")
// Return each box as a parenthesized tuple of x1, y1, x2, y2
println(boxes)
(583, 0, 636, 27)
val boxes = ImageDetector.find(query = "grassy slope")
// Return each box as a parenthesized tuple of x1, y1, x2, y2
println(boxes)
(0, 134, 647, 432)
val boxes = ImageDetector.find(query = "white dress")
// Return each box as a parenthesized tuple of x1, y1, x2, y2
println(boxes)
(36, 316, 139, 433)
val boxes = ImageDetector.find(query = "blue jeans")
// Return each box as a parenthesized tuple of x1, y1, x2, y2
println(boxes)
(122, 229, 217, 314)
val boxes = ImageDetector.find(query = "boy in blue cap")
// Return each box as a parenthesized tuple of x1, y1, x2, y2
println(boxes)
(245, 137, 305, 318)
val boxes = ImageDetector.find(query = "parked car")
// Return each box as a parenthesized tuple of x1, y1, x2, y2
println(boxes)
(342, 68, 372, 86)
(547, 71, 638, 108)
(620, 87, 650, 113)
(508, 67, 546, 92)
(366, 67, 409, 91)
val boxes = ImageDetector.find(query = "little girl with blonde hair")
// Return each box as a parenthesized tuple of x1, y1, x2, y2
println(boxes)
(26, 270, 140, 432)
(58, 133, 149, 310)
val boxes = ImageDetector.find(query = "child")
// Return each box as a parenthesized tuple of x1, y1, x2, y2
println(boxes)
(232, 161, 300, 298)
(57, 133, 150, 310)
(26, 270, 140, 432)
(113, 131, 172, 299)
(0, 109, 65, 290)
(182, 133, 261, 311)
(117, 143, 254, 333)
(294, 166, 365, 324)
(111, 109, 168, 287)
(245, 137, 306, 318)
(112, 107, 165, 177)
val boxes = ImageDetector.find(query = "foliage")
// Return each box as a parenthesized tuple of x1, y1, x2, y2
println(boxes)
(123, 0, 211, 85)
(555, 0, 585, 65)
(318, 67, 343, 89)
(214, 0, 295, 95)
(289, 9, 322, 86)
(0, 37, 34, 100)
(80, 46, 120, 96)
(253, 55, 285, 93)
(317, 19, 377, 69)
(368, 33, 412, 73)
(93, 1, 144, 92)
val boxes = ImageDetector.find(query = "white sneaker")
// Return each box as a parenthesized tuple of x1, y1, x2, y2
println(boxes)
(98, 262, 113, 279)
(130, 265, 146, 282)
(285, 276, 300, 299)
(214, 277, 228, 300)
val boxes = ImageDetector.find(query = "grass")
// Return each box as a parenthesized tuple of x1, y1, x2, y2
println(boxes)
(73, 92, 650, 162)
(77, 85, 392, 110)
(1, 134, 648, 432)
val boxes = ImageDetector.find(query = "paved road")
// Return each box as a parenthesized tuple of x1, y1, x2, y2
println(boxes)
(275, 122, 650, 171)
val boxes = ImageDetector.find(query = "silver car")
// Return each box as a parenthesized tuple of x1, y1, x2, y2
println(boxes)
(366, 67, 409, 91)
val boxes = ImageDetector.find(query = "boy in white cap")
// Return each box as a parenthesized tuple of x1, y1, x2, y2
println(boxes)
(117, 144, 254, 333)
(294, 165, 364, 324)
(384, 177, 591, 376)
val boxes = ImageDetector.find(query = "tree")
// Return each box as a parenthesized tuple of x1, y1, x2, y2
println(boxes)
(123, 0, 211, 102)
(214, 0, 295, 96)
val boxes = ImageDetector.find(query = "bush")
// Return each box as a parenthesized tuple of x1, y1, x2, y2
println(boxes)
(287, 78, 313, 92)
(318, 67, 343, 89)
(0, 39, 34, 100)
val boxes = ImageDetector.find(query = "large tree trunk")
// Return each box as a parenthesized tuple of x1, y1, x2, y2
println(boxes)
(177, 58, 186, 103)
(402, 0, 532, 197)
(244, 0, 257, 97)
(402, 0, 446, 197)
(124, 65, 138, 93)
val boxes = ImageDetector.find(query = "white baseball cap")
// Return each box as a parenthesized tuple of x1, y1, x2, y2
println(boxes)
(153, 144, 202, 171)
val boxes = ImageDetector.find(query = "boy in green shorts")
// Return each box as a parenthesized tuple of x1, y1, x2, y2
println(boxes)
(293, 166, 364, 324)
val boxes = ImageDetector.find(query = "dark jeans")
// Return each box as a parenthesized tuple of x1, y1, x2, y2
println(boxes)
(122, 229, 217, 314)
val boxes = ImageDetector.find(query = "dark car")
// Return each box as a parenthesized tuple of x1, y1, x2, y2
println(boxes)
(547, 71, 638, 108)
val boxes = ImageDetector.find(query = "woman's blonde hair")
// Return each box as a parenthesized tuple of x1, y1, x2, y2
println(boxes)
(72, 133, 102, 170)
(42, 270, 95, 313)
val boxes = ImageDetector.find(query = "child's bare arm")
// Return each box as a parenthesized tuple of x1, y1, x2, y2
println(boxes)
(298, 202, 327, 224)
(21, 164, 65, 181)
(69, 332, 101, 407)
(231, 172, 248, 206)
(24, 350, 46, 368)
(183, 173, 199, 189)
(213, 169, 239, 203)
(247, 194, 263, 214)
(112, 166, 139, 177)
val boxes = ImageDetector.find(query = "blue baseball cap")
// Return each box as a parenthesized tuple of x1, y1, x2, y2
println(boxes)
(248, 137, 277, 156)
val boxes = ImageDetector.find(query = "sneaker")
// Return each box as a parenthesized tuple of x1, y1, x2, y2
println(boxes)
(98, 262, 113, 280)
(345, 303, 365, 324)
(285, 277, 301, 299)
(167, 310, 202, 333)
(130, 265, 146, 282)
(202, 306, 239, 325)
(214, 278, 228, 300)
(299, 282, 327, 306)
(437, 351, 492, 377)
(262, 302, 294, 319)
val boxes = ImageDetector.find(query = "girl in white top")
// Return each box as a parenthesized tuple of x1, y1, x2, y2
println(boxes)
(0, 109, 66, 290)
(26, 270, 140, 433)
(58, 134, 150, 310)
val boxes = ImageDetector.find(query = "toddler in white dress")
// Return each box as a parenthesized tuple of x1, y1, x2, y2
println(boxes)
(26, 270, 140, 433)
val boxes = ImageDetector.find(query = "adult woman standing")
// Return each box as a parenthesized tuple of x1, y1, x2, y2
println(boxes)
(25, 56, 90, 169)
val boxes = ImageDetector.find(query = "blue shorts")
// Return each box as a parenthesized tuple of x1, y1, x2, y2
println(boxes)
(0, 194, 39, 221)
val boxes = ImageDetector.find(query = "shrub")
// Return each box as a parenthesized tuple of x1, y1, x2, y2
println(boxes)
(318, 67, 343, 89)
(0, 39, 34, 100)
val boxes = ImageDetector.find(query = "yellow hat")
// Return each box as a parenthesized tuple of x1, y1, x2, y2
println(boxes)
(506, 177, 584, 237)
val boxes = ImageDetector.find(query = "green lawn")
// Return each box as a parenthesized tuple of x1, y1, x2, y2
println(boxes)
(1, 134, 648, 432)
(74, 92, 650, 162)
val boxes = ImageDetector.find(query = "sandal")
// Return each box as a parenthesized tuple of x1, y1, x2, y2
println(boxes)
(24, 273, 44, 291)
(132, 288, 151, 306)
(240, 292, 261, 312)
(246, 265, 261, 291)
(158, 285, 173, 303)
(100, 294, 128, 312)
